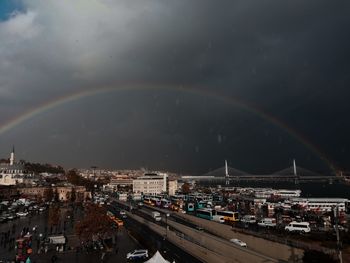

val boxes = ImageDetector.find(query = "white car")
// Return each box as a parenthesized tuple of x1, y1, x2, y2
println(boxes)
(230, 238, 247, 247)
(126, 249, 148, 260)
(16, 211, 29, 217)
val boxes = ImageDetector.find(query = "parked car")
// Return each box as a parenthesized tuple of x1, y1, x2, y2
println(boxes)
(285, 221, 311, 233)
(230, 238, 247, 247)
(16, 211, 29, 217)
(258, 218, 277, 227)
(126, 249, 148, 260)
(6, 214, 17, 220)
(334, 225, 348, 232)
(241, 215, 256, 224)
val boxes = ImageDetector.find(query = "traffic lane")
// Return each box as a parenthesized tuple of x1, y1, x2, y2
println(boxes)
(173, 211, 304, 261)
(166, 219, 278, 263)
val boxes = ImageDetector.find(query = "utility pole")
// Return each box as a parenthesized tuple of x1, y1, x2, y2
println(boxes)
(333, 205, 343, 263)
(165, 213, 170, 239)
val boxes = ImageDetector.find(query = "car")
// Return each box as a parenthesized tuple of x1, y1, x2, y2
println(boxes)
(16, 211, 29, 217)
(195, 226, 204, 231)
(334, 225, 348, 232)
(230, 238, 247, 247)
(120, 210, 127, 218)
(6, 214, 16, 220)
(126, 249, 148, 260)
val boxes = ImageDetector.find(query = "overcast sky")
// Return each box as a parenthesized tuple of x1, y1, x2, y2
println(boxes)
(0, 0, 349, 174)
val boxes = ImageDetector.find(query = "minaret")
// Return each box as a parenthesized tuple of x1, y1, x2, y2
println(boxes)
(225, 160, 229, 185)
(10, 146, 15, 166)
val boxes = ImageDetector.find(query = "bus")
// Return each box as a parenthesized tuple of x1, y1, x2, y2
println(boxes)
(196, 201, 207, 209)
(196, 209, 215, 220)
(186, 202, 195, 213)
(161, 199, 171, 208)
(16, 234, 32, 262)
(152, 198, 161, 207)
(215, 210, 239, 222)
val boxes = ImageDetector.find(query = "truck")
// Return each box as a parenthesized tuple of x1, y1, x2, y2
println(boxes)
(151, 211, 162, 222)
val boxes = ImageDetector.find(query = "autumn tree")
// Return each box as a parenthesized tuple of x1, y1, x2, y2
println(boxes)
(70, 188, 76, 203)
(66, 169, 81, 185)
(75, 203, 114, 242)
(54, 188, 60, 202)
(181, 183, 191, 194)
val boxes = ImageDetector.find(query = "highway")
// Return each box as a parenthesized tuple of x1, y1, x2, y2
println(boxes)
(111, 200, 304, 262)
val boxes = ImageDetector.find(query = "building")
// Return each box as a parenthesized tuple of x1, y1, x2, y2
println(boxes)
(18, 184, 91, 202)
(133, 173, 168, 195)
(109, 176, 133, 189)
(0, 147, 34, 186)
(168, 180, 178, 196)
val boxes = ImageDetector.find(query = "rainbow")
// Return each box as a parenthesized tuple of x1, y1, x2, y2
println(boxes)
(0, 84, 335, 172)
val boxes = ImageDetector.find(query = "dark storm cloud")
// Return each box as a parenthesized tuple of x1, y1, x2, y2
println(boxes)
(0, 0, 349, 173)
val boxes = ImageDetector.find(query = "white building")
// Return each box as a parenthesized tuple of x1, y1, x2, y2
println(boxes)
(168, 180, 178, 196)
(133, 173, 168, 195)
(0, 147, 33, 186)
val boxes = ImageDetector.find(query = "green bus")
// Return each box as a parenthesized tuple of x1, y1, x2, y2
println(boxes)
(196, 209, 214, 220)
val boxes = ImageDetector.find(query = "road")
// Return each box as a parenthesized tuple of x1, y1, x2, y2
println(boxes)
(0, 205, 140, 262)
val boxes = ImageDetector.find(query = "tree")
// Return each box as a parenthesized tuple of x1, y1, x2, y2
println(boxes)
(181, 183, 191, 194)
(66, 169, 81, 185)
(48, 204, 61, 227)
(54, 188, 60, 202)
(75, 204, 114, 242)
(70, 188, 76, 203)
(43, 188, 54, 202)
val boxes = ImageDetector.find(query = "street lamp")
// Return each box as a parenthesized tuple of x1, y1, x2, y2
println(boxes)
(333, 205, 343, 263)
(165, 213, 170, 238)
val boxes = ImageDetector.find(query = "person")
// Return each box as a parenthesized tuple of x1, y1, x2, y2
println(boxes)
(115, 246, 119, 254)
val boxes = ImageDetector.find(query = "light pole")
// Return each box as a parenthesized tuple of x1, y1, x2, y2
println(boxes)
(165, 213, 170, 238)
(333, 205, 343, 263)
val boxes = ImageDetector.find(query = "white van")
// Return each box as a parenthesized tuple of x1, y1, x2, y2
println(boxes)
(285, 221, 311, 233)
(212, 215, 225, 223)
(258, 218, 277, 227)
(241, 215, 256, 224)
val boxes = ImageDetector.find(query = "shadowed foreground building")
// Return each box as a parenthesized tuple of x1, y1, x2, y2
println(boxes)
(18, 184, 91, 202)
